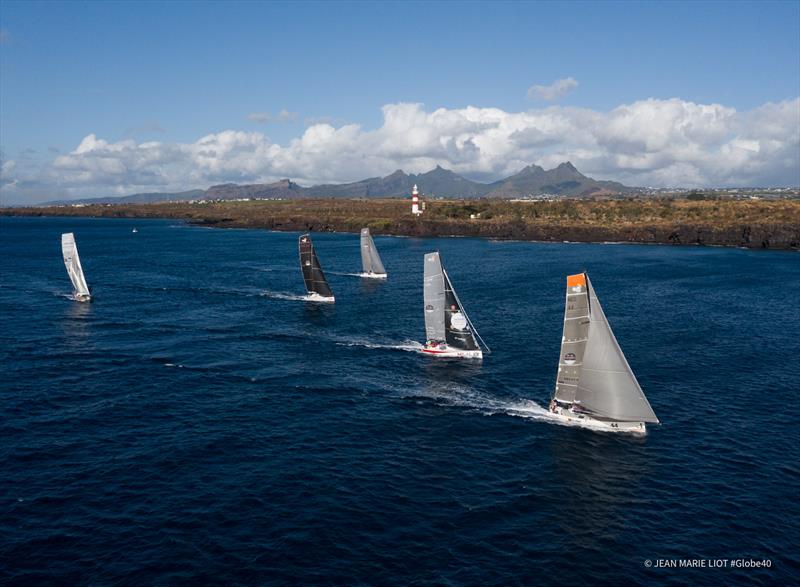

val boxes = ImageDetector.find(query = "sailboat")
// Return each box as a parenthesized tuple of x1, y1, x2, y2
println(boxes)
(298, 234, 335, 303)
(359, 228, 387, 279)
(61, 232, 92, 302)
(421, 252, 489, 358)
(549, 272, 658, 434)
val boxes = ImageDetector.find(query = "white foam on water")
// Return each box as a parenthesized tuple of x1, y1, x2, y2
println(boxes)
(334, 337, 424, 353)
(327, 271, 365, 277)
(259, 290, 311, 302)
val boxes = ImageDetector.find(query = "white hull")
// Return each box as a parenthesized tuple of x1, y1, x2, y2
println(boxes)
(73, 293, 92, 303)
(304, 292, 335, 303)
(359, 272, 387, 279)
(549, 405, 647, 435)
(421, 344, 483, 359)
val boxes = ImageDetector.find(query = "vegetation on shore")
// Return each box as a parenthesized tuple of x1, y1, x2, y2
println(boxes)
(3, 198, 799, 249)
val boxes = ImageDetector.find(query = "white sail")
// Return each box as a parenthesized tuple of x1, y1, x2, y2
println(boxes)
(61, 233, 91, 299)
(360, 228, 386, 275)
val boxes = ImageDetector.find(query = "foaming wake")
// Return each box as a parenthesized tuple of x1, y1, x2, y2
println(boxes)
(259, 290, 313, 302)
(402, 383, 621, 431)
(334, 337, 424, 353)
(327, 271, 366, 277)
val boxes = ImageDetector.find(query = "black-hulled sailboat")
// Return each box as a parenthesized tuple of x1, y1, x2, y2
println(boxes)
(549, 272, 658, 434)
(421, 252, 488, 359)
(61, 232, 92, 302)
(360, 228, 387, 279)
(298, 234, 335, 303)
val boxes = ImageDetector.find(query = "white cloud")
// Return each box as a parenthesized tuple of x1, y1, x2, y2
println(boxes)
(2, 97, 798, 203)
(527, 77, 579, 101)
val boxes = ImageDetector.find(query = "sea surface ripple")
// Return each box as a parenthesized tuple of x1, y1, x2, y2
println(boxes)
(1, 217, 798, 585)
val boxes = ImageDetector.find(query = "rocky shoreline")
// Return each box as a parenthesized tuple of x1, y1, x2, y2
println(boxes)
(3, 198, 799, 250)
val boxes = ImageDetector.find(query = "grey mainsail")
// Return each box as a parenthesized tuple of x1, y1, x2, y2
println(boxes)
(299, 234, 334, 298)
(423, 252, 483, 351)
(554, 273, 658, 423)
(554, 273, 590, 404)
(423, 252, 446, 341)
(360, 228, 386, 275)
(61, 232, 90, 298)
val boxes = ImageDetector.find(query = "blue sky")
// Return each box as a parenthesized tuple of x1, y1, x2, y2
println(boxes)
(1, 0, 799, 202)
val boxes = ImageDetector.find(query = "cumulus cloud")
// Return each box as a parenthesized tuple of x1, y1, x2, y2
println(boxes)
(2, 97, 798, 203)
(528, 77, 579, 101)
(247, 109, 298, 124)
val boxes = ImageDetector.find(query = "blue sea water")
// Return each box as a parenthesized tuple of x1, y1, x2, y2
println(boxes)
(1, 216, 798, 585)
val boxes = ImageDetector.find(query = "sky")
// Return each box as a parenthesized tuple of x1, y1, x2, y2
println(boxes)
(1, 0, 799, 204)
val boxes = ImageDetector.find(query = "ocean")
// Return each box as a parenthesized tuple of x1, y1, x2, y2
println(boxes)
(1, 216, 798, 585)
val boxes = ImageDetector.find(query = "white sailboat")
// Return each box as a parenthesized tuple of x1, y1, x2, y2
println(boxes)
(359, 228, 387, 279)
(61, 232, 92, 302)
(299, 234, 335, 303)
(548, 272, 658, 434)
(421, 252, 489, 359)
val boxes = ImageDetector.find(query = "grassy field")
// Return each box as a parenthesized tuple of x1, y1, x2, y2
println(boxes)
(3, 198, 799, 249)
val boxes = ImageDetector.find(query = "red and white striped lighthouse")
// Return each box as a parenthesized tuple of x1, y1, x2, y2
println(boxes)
(411, 184, 422, 215)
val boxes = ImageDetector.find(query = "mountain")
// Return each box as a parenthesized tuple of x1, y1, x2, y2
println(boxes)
(205, 179, 303, 200)
(485, 161, 631, 197)
(42, 163, 633, 205)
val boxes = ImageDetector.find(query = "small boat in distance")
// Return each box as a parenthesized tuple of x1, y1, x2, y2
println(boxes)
(421, 252, 489, 358)
(359, 227, 387, 279)
(61, 232, 92, 302)
(549, 272, 659, 434)
(298, 234, 335, 303)
(132, 227, 138, 233)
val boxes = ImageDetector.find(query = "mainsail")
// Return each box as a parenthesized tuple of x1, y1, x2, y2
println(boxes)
(423, 252, 481, 351)
(360, 228, 386, 275)
(61, 233, 90, 298)
(554, 273, 658, 423)
(298, 234, 334, 298)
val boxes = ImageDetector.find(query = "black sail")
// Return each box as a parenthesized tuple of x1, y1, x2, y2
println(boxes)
(443, 270, 480, 351)
(298, 234, 333, 298)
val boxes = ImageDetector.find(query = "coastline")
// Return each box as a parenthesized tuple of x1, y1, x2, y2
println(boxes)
(2, 197, 799, 250)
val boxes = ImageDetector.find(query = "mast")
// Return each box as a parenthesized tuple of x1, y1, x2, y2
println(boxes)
(574, 275, 659, 423)
(298, 234, 334, 298)
(360, 228, 386, 275)
(61, 233, 90, 297)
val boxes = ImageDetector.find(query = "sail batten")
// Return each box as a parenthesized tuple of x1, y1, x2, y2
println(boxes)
(360, 228, 386, 275)
(61, 233, 90, 298)
(298, 234, 334, 298)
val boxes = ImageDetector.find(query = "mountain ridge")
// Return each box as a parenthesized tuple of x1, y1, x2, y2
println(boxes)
(42, 162, 634, 205)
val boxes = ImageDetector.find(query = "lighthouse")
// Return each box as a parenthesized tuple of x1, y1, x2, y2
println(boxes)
(411, 184, 423, 216)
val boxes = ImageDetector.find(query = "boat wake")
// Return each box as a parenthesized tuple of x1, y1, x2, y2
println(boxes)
(327, 271, 365, 277)
(401, 384, 627, 431)
(259, 290, 313, 302)
(334, 337, 424, 353)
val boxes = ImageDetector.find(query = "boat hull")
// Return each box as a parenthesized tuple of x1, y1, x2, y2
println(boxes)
(549, 406, 647, 435)
(421, 345, 483, 359)
(74, 293, 92, 303)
